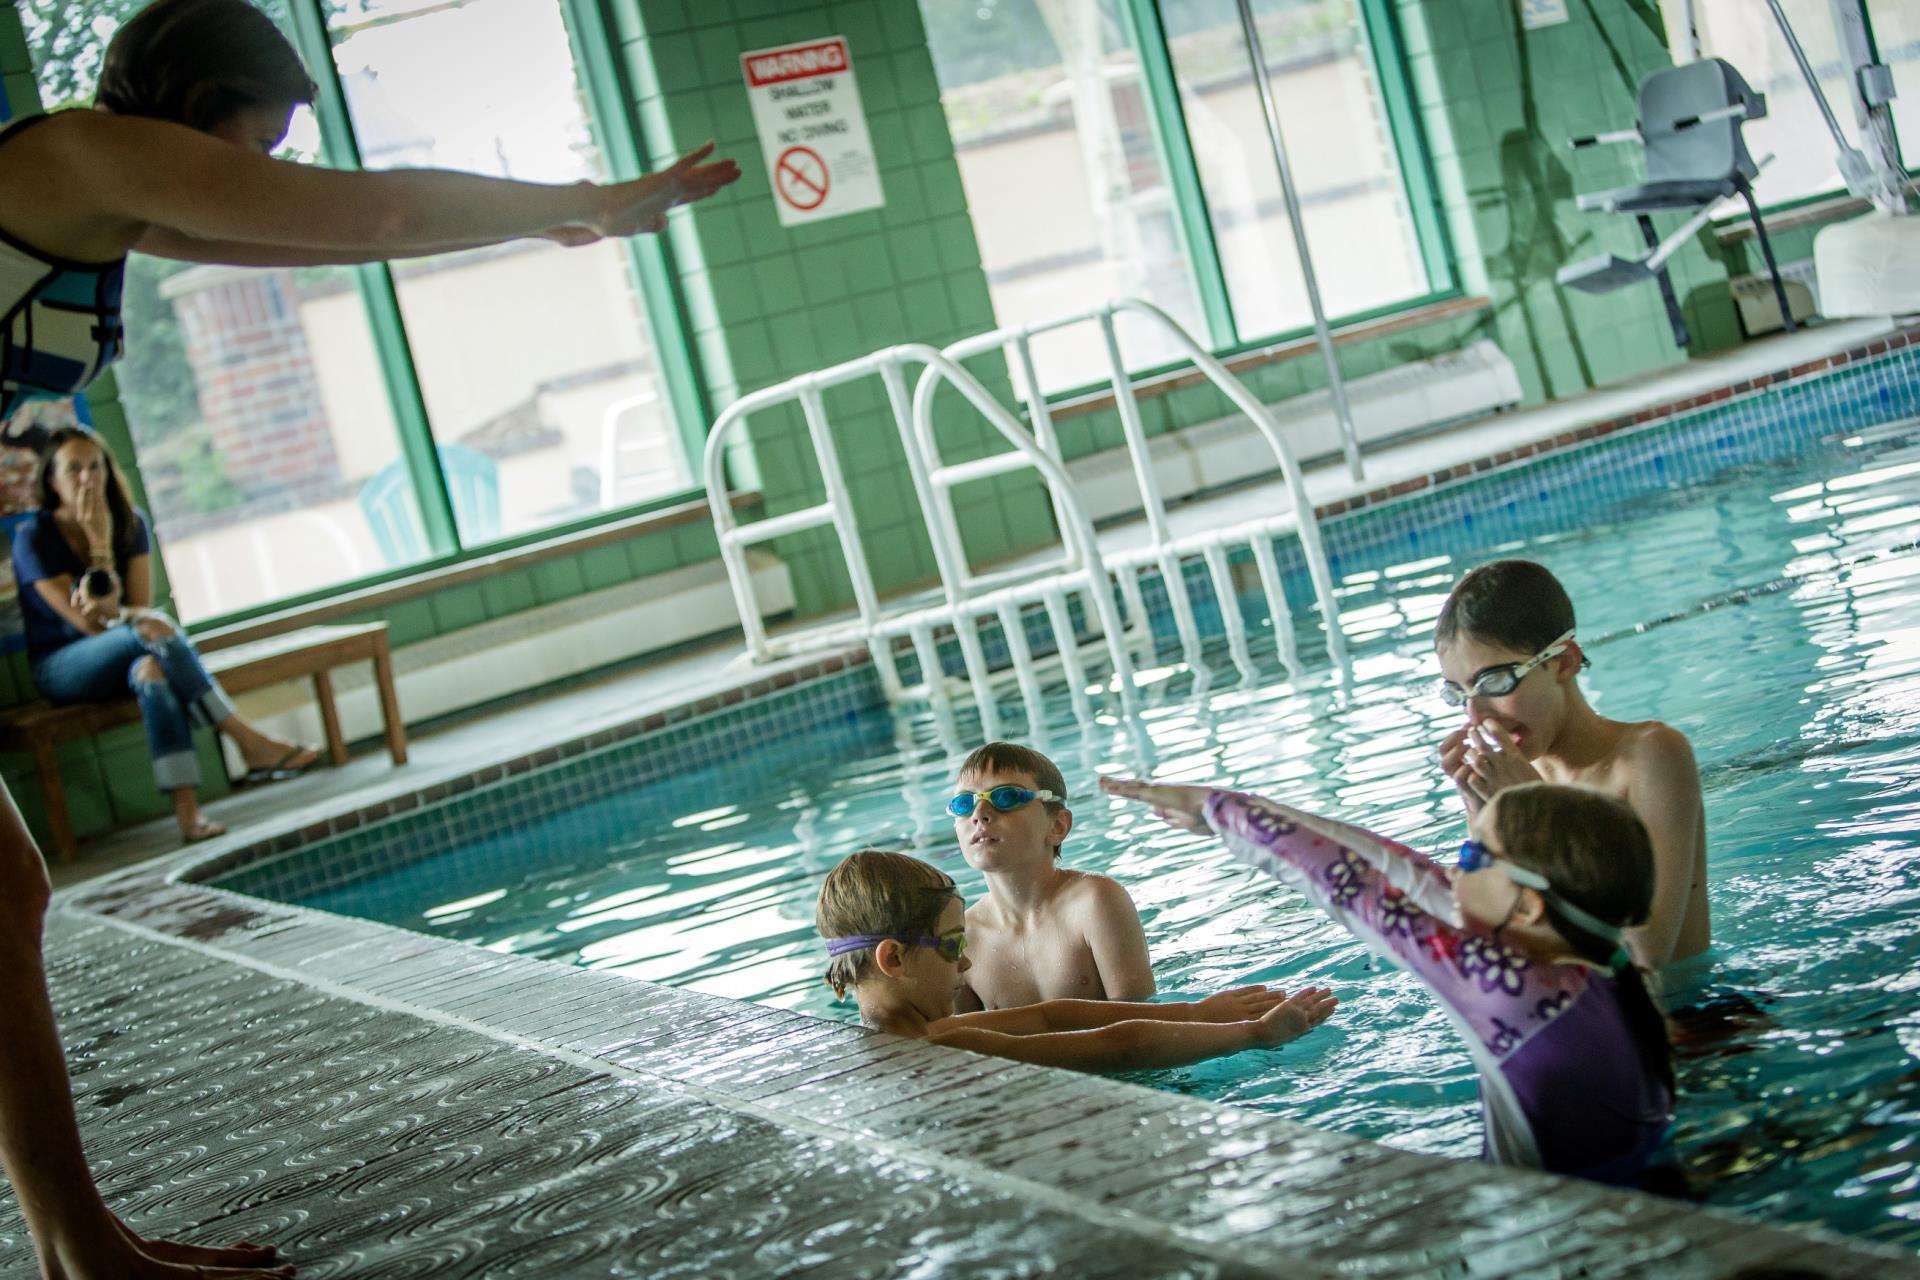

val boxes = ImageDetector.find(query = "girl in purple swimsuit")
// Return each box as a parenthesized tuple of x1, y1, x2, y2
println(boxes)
(1101, 776, 1674, 1185)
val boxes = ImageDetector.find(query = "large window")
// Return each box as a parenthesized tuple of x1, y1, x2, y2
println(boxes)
(20, 0, 422, 622)
(18, 0, 695, 622)
(918, 0, 1441, 395)
(324, 0, 689, 549)
(1867, 0, 1920, 170)
(921, 0, 1210, 392)
(1162, 0, 1429, 343)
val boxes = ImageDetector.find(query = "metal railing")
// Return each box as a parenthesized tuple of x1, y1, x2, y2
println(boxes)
(702, 301, 1353, 730)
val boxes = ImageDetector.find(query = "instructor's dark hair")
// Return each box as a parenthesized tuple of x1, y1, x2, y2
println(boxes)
(97, 0, 315, 133)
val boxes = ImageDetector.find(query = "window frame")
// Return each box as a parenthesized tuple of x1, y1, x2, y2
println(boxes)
(967, 0, 1463, 405)
(177, 0, 717, 633)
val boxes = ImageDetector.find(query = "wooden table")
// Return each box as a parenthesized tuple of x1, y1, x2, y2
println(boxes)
(0, 621, 406, 863)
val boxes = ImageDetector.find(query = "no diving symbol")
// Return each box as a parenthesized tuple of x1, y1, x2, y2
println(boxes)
(775, 145, 829, 212)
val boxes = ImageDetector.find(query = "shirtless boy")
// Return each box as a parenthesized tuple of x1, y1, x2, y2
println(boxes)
(1432, 560, 1710, 979)
(818, 849, 1335, 1073)
(948, 742, 1154, 1009)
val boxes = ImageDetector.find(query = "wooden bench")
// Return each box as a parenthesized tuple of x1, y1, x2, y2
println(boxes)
(0, 621, 407, 863)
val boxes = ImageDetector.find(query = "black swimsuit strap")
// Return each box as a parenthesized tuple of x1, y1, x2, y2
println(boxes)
(0, 114, 128, 271)
(0, 111, 57, 152)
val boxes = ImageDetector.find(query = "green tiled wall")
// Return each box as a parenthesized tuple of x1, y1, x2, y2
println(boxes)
(1397, 0, 1744, 402)
(0, 4, 35, 116)
(615, 0, 1053, 617)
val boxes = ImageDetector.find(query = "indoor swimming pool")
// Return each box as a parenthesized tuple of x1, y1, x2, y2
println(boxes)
(219, 351, 1920, 1250)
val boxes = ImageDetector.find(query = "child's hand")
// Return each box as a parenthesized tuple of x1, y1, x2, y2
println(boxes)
(1434, 726, 1483, 817)
(1248, 986, 1338, 1048)
(1098, 776, 1212, 835)
(1456, 722, 1542, 800)
(1195, 984, 1290, 1023)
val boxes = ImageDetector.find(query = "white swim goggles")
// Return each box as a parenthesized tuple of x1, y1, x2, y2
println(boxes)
(1437, 629, 1575, 707)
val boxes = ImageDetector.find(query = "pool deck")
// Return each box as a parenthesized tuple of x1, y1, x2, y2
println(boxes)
(16, 318, 1920, 1276)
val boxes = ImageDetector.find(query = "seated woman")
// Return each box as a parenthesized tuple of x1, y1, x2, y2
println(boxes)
(11, 425, 318, 843)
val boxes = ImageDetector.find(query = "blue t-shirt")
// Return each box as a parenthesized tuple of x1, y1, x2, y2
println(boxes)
(10, 508, 151, 665)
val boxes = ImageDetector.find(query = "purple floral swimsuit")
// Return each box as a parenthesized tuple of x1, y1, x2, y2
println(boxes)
(1205, 790, 1671, 1183)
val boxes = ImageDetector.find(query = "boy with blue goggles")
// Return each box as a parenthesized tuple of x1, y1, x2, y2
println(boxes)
(946, 742, 1155, 1011)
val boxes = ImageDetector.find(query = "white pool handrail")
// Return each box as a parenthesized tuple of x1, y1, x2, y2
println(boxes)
(909, 297, 1350, 675)
(702, 343, 1139, 707)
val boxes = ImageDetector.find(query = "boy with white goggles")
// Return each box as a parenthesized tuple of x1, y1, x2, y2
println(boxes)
(1432, 560, 1711, 993)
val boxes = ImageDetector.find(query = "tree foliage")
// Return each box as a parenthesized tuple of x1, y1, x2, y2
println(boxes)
(15, 0, 142, 111)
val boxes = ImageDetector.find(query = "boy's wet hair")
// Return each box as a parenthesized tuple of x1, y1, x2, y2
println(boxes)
(99, 0, 317, 133)
(1493, 782, 1672, 1094)
(1435, 560, 1588, 666)
(816, 849, 957, 999)
(956, 741, 1069, 858)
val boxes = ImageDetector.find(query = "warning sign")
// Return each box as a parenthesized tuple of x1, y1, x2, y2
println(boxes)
(742, 36, 885, 227)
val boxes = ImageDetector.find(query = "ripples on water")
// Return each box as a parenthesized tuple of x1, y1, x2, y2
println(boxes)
(305, 424, 1920, 1249)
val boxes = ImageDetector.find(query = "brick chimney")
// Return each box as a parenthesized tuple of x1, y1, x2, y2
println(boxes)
(162, 266, 343, 504)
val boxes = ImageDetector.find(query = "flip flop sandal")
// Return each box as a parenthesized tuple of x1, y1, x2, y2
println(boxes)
(236, 746, 320, 787)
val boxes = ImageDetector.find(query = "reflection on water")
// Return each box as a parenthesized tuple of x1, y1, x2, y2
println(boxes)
(302, 428, 1920, 1249)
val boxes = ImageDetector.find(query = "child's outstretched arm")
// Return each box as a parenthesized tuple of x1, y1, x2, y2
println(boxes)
(950, 983, 1299, 1034)
(926, 987, 1336, 1074)
(1099, 777, 1457, 920)
(1102, 778, 1592, 1061)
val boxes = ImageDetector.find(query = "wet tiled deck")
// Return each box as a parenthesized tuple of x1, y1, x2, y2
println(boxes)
(11, 879, 1916, 1277)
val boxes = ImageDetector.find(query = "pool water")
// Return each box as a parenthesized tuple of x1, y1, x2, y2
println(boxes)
(285, 415, 1920, 1250)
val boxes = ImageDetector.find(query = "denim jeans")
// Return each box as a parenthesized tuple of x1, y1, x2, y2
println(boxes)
(32, 619, 235, 792)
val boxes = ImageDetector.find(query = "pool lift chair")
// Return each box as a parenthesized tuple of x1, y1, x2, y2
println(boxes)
(1558, 58, 1793, 348)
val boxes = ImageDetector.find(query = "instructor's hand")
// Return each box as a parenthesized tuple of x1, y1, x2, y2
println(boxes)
(593, 142, 741, 239)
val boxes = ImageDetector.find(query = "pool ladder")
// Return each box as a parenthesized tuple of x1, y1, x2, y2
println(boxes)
(702, 298, 1352, 732)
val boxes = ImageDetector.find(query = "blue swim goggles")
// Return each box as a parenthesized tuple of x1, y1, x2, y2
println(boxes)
(1457, 839, 1624, 944)
(947, 785, 1061, 818)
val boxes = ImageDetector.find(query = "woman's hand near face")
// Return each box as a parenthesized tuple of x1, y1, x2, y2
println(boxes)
(71, 487, 112, 558)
